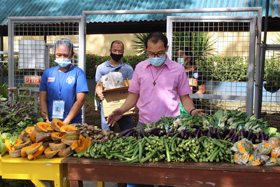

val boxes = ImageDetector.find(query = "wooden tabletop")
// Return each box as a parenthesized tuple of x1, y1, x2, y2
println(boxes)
(62, 157, 280, 187)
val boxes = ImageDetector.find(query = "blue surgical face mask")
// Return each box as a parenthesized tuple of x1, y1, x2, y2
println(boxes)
(55, 58, 71, 68)
(149, 55, 166, 67)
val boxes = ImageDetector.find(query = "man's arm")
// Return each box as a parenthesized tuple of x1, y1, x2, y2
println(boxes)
(106, 92, 139, 127)
(63, 92, 86, 124)
(39, 91, 50, 123)
(180, 94, 204, 116)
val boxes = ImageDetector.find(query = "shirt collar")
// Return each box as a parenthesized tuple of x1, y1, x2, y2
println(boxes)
(144, 55, 173, 70)
(105, 60, 124, 68)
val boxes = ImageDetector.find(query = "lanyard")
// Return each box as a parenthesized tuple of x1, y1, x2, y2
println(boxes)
(57, 66, 71, 100)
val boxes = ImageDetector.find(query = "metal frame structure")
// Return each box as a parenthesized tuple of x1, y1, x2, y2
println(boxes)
(7, 16, 86, 120)
(83, 7, 262, 116)
(166, 15, 257, 116)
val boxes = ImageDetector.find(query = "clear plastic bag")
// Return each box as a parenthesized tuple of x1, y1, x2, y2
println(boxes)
(100, 72, 124, 90)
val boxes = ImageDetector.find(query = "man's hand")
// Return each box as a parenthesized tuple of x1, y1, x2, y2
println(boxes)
(106, 108, 124, 127)
(97, 91, 105, 100)
(191, 109, 204, 116)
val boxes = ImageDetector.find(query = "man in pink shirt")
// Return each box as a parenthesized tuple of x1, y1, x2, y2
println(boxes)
(107, 32, 204, 127)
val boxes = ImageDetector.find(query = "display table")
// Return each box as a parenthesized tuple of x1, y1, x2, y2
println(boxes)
(1, 154, 68, 187)
(62, 157, 280, 187)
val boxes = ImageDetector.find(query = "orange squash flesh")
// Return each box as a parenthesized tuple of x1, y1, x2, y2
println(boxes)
(71, 136, 91, 153)
(35, 122, 51, 132)
(27, 145, 45, 160)
(51, 118, 65, 131)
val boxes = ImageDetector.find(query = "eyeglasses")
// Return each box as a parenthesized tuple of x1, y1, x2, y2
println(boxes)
(147, 51, 166, 57)
(55, 53, 70, 58)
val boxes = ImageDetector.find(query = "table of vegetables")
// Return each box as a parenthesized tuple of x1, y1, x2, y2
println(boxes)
(1, 94, 280, 186)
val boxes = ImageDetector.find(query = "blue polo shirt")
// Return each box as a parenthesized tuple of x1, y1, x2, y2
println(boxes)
(39, 66, 89, 123)
(95, 60, 134, 82)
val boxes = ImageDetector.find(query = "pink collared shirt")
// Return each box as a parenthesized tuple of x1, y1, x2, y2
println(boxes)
(128, 55, 192, 124)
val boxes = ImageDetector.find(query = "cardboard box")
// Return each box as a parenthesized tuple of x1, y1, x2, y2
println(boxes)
(101, 80, 134, 117)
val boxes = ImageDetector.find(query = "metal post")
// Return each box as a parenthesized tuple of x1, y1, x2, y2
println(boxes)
(8, 18, 15, 103)
(254, 0, 269, 118)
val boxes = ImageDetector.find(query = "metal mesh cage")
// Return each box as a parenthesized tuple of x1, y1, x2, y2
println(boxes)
(169, 17, 255, 115)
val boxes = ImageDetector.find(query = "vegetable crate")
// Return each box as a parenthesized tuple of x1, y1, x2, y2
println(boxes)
(1, 154, 68, 187)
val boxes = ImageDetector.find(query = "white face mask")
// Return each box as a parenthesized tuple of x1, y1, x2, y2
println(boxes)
(177, 58, 186, 66)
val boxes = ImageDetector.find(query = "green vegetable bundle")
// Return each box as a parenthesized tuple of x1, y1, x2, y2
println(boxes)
(74, 136, 234, 164)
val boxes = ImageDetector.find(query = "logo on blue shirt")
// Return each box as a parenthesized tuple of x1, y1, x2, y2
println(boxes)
(66, 76, 75, 84)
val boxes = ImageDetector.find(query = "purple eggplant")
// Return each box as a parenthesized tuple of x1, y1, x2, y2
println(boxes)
(228, 132, 236, 142)
(209, 127, 213, 135)
(195, 128, 202, 138)
(216, 133, 222, 140)
(140, 127, 146, 138)
(247, 129, 253, 140)
(191, 124, 200, 129)
(118, 128, 135, 136)
(224, 129, 234, 140)
(125, 129, 136, 137)
(231, 133, 239, 143)
(240, 129, 245, 139)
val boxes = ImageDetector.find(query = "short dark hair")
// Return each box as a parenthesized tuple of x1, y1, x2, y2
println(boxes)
(110, 40, 124, 50)
(54, 38, 74, 56)
(179, 46, 196, 66)
(144, 32, 168, 48)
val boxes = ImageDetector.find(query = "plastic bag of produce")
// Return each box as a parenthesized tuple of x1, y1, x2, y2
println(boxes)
(271, 147, 280, 158)
(247, 156, 262, 166)
(100, 72, 124, 90)
(256, 142, 274, 155)
(234, 153, 250, 165)
(231, 138, 253, 154)
(268, 137, 280, 147)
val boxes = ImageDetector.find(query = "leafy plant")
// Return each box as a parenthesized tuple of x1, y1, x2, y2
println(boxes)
(132, 33, 149, 55)
(0, 95, 43, 135)
(172, 32, 217, 61)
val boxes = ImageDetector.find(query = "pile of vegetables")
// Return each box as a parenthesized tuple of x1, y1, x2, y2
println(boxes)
(3, 119, 91, 160)
(120, 110, 276, 144)
(232, 137, 280, 166)
(0, 95, 43, 136)
(71, 123, 116, 143)
(75, 135, 234, 163)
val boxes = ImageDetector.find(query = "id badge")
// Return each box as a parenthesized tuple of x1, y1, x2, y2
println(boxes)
(52, 100, 65, 119)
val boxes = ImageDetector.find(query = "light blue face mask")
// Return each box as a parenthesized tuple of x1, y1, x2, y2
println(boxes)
(55, 58, 71, 68)
(149, 55, 166, 67)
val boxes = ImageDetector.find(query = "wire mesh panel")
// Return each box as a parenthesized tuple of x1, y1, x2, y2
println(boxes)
(262, 47, 280, 113)
(167, 16, 256, 115)
(8, 17, 84, 110)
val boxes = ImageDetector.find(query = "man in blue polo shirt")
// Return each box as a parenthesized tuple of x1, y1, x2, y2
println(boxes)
(95, 40, 133, 131)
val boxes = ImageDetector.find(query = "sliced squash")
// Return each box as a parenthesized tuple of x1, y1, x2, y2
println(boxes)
(44, 147, 59, 159)
(14, 138, 32, 150)
(49, 142, 66, 151)
(25, 142, 42, 155)
(63, 133, 79, 140)
(5, 139, 14, 152)
(51, 118, 65, 131)
(35, 122, 51, 132)
(27, 145, 45, 160)
(71, 136, 91, 153)
(58, 147, 73, 157)
(60, 125, 78, 133)
(61, 139, 77, 146)
(9, 150, 21, 158)
(25, 126, 34, 136)
(51, 132, 64, 141)
(36, 132, 51, 143)
(21, 146, 29, 157)
(30, 129, 38, 143)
